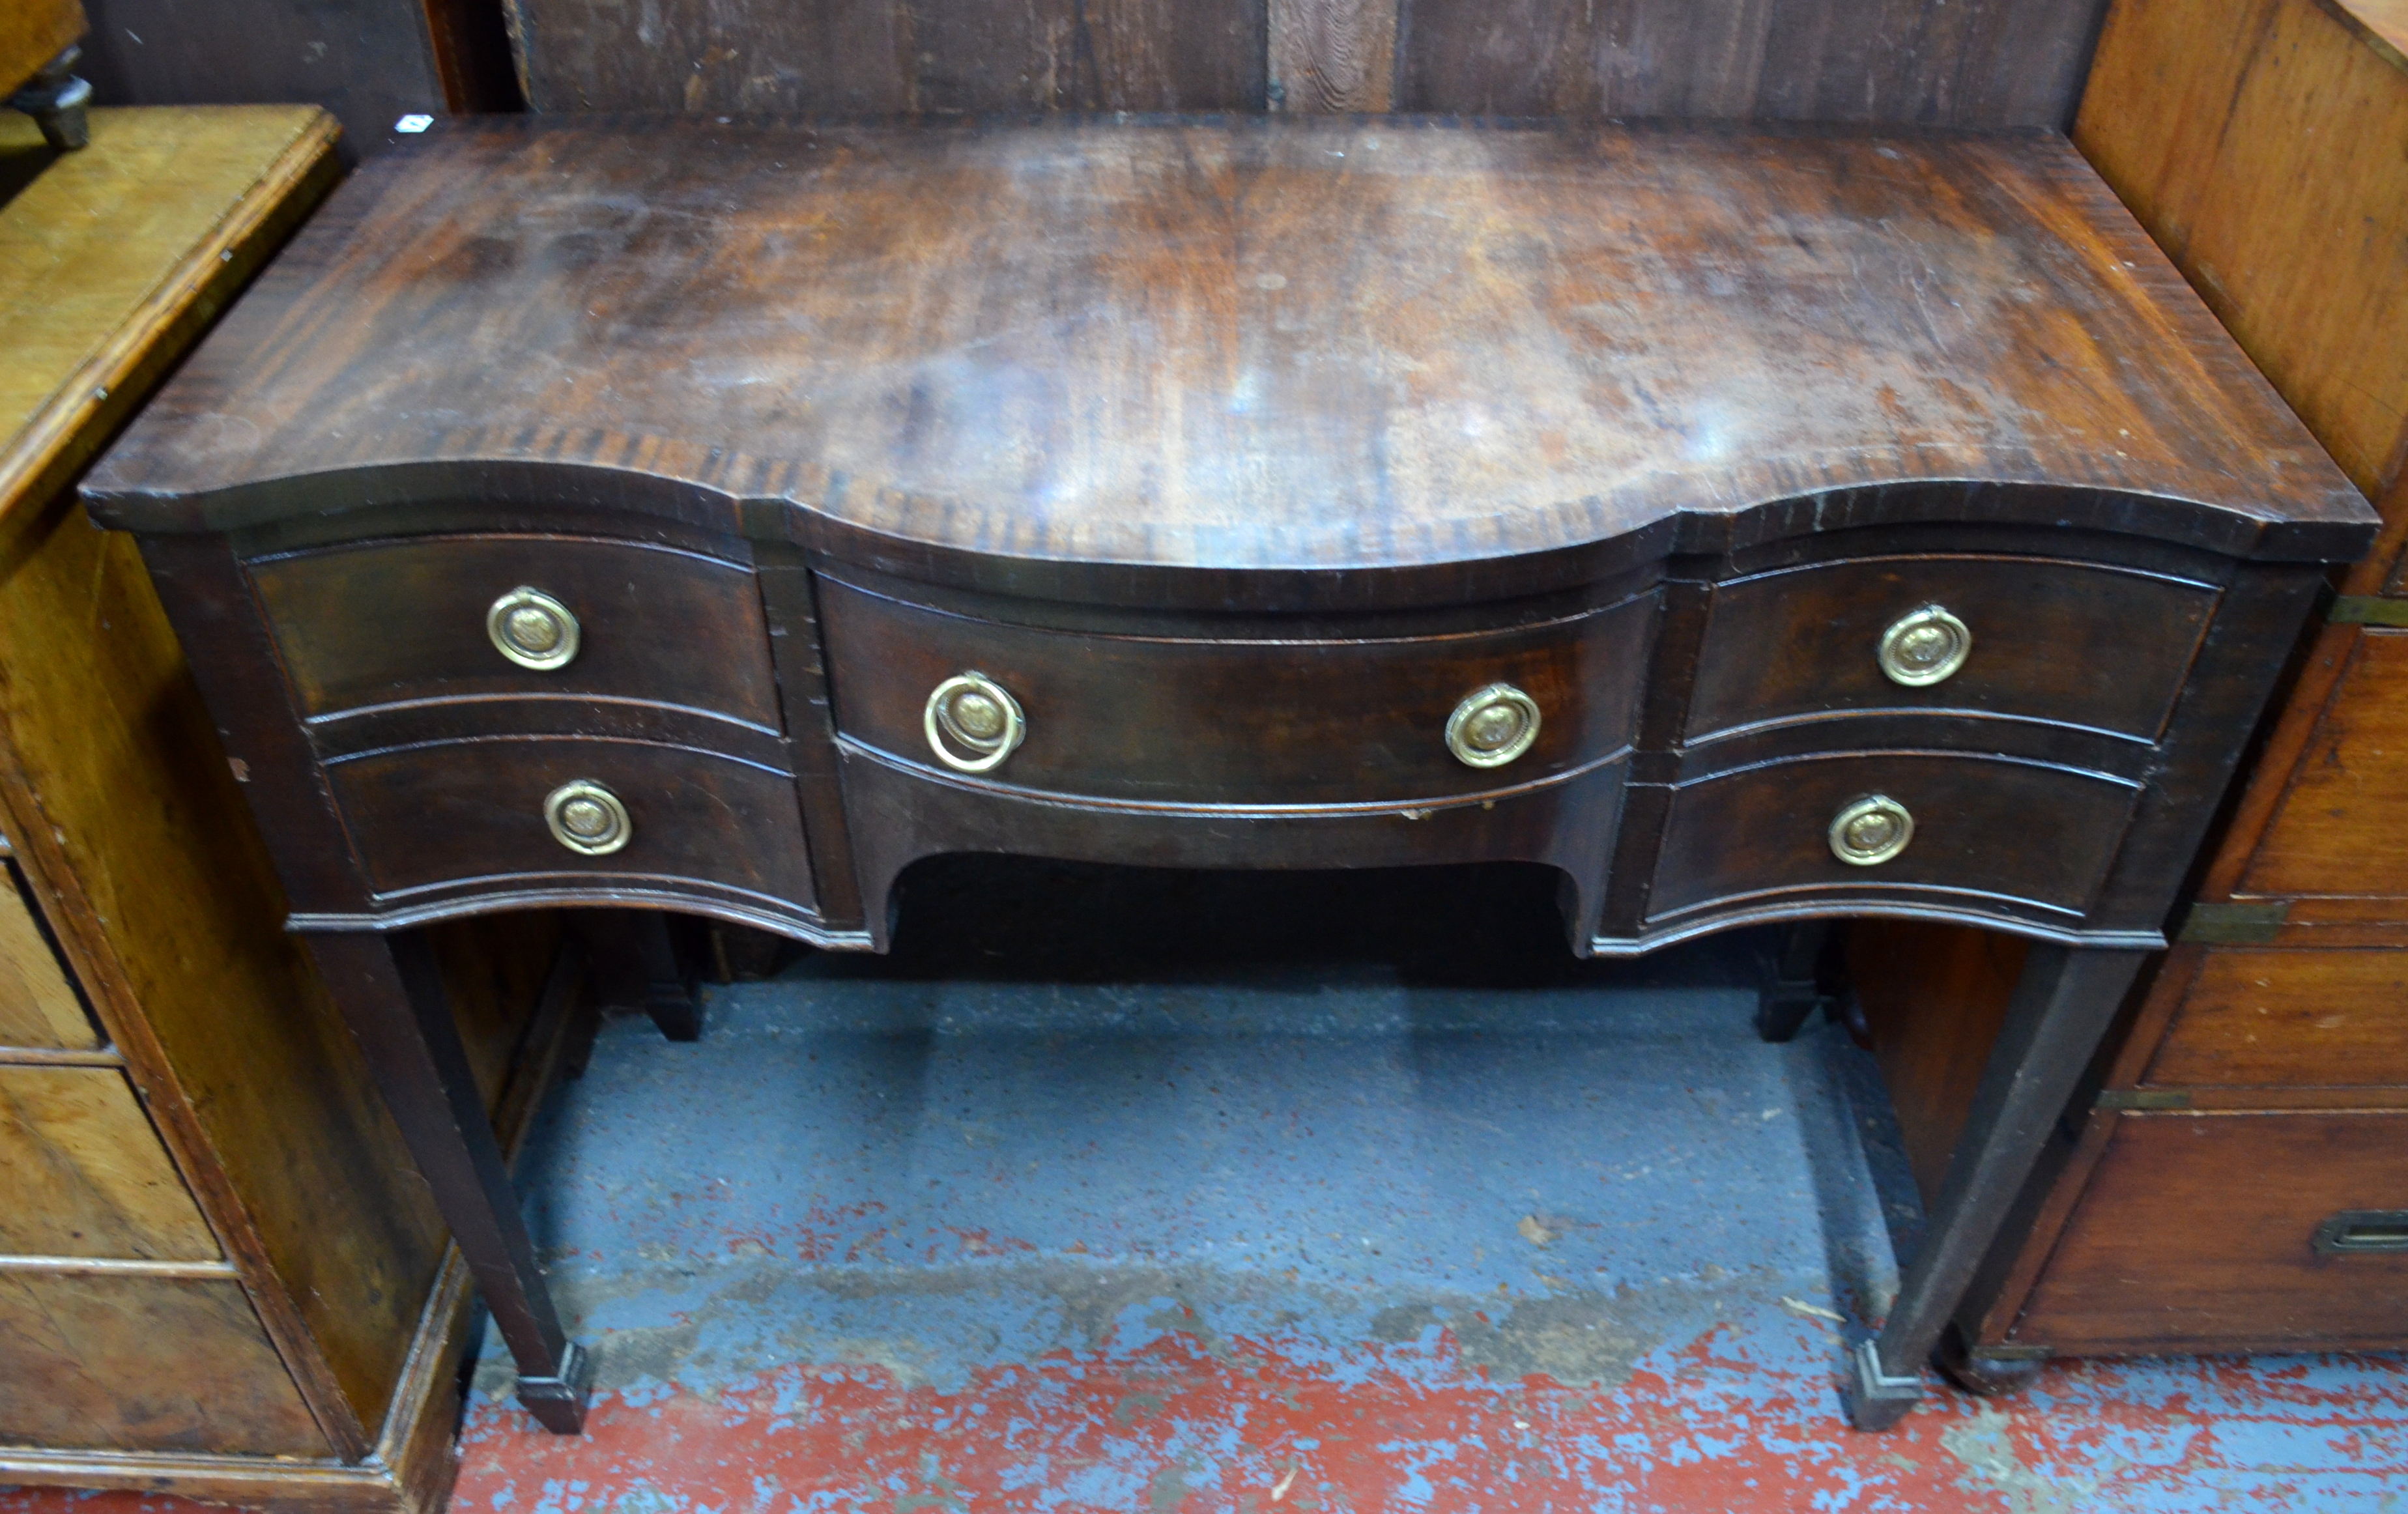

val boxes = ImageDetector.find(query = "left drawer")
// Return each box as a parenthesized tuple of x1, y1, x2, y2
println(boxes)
(249, 534, 783, 732)
(323, 736, 815, 914)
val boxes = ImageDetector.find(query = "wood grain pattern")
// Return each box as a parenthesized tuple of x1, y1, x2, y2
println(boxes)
(0, 1066, 218, 1259)
(1395, 0, 2108, 126)
(0, 0, 81, 98)
(2014, 1111, 2408, 1350)
(2075, 0, 2408, 577)
(2145, 948, 2408, 1088)
(0, 863, 94, 1049)
(82, 121, 2372, 606)
(2243, 629, 2408, 897)
(1271, 0, 1394, 111)
(0, 1271, 328, 1454)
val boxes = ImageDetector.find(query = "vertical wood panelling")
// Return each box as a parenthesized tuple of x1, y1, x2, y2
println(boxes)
(1394, 0, 2106, 124)
(501, 0, 2099, 125)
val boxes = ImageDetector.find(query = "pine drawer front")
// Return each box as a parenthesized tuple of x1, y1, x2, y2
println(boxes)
(0, 1065, 220, 1260)
(1648, 752, 2138, 924)
(0, 1272, 329, 1454)
(250, 534, 782, 735)
(2016, 1111, 2408, 1351)
(817, 576, 1654, 809)
(2145, 948, 2408, 1090)
(0, 864, 95, 1049)
(1687, 556, 2217, 743)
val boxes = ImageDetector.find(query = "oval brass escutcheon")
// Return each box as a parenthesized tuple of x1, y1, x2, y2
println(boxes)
(1877, 604, 1971, 687)
(545, 778, 631, 855)
(1445, 683, 1542, 769)
(1828, 793, 1914, 866)
(488, 586, 580, 671)
(924, 672, 1026, 773)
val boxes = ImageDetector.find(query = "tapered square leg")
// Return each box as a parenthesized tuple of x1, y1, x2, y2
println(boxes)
(306, 930, 590, 1434)
(1847, 943, 2143, 1431)
(575, 910, 702, 1042)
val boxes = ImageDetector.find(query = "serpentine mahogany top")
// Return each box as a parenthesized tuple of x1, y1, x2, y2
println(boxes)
(86, 116, 2366, 600)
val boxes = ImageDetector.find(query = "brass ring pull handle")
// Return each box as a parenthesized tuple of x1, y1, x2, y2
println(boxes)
(488, 586, 580, 671)
(1446, 683, 1542, 768)
(1829, 793, 1914, 866)
(545, 779, 631, 855)
(924, 672, 1026, 773)
(1878, 604, 1971, 687)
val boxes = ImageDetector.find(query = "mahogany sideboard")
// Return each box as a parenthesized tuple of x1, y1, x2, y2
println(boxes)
(80, 116, 2377, 1432)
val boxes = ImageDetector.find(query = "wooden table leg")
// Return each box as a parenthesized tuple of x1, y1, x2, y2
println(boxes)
(1847, 942, 2145, 1431)
(1754, 919, 1839, 1042)
(305, 930, 593, 1433)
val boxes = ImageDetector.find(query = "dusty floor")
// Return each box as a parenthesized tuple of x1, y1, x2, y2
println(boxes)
(8, 863, 2406, 1511)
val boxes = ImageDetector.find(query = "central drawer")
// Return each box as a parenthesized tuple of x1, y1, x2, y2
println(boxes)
(816, 578, 1656, 808)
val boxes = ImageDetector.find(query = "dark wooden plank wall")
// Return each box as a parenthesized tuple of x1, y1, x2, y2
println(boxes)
(504, 0, 2110, 126)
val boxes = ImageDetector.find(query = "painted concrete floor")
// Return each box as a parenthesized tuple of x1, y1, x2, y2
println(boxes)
(8, 862, 2407, 1511)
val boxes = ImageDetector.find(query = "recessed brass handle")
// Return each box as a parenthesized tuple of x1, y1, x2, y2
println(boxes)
(488, 586, 580, 671)
(1878, 605, 1971, 687)
(545, 779, 631, 855)
(924, 672, 1025, 773)
(1829, 793, 1914, 866)
(1446, 683, 1541, 768)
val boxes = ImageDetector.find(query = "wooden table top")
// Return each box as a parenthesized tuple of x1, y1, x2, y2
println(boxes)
(86, 117, 2372, 582)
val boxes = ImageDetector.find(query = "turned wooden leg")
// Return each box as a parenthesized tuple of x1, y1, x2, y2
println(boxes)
(573, 910, 702, 1042)
(305, 930, 592, 1434)
(1848, 943, 2144, 1431)
(1755, 919, 1839, 1042)
(8, 46, 92, 150)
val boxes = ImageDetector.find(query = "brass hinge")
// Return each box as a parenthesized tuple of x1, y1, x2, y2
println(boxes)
(2330, 595, 2408, 627)
(2096, 1088, 2192, 1110)
(2177, 899, 2290, 944)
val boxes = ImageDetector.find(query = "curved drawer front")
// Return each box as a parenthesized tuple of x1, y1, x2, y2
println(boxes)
(324, 737, 814, 912)
(1688, 557, 2217, 741)
(250, 535, 782, 732)
(818, 578, 1654, 807)
(1650, 753, 2138, 922)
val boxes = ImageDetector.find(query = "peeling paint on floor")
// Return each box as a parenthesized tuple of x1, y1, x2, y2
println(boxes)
(5, 865, 2403, 1511)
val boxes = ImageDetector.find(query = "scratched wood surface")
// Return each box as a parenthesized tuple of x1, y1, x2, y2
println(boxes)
(498, 0, 2106, 126)
(84, 119, 2369, 593)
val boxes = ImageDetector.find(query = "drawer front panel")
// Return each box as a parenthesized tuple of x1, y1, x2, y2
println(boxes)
(820, 578, 1654, 806)
(2244, 627, 2408, 897)
(1, 864, 96, 1050)
(250, 534, 782, 731)
(2147, 948, 2408, 1089)
(1689, 556, 2216, 741)
(0, 1066, 219, 1259)
(2017, 1111, 2408, 1350)
(0, 1272, 328, 1453)
(326, 737, 814, 911)
(1649, 754, 2136, 921)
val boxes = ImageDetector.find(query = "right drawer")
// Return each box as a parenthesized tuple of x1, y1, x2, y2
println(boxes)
(2016, 1111, 2408, 1350)
(1688, 556, 2218, 741)
(1650, 752, 2138, 922)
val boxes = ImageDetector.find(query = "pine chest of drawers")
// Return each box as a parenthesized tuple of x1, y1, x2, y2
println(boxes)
(81, 117, 2377, 1433)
